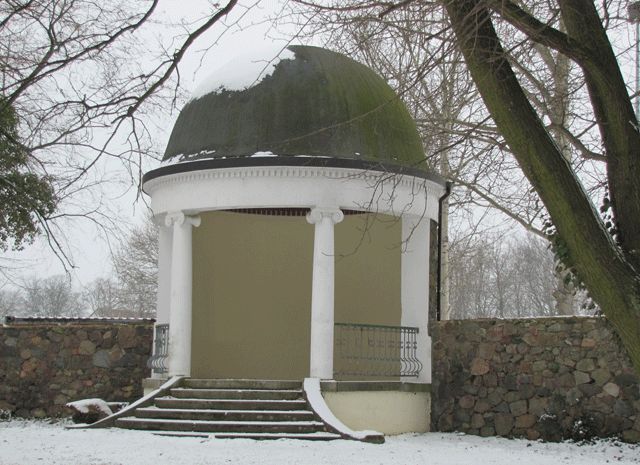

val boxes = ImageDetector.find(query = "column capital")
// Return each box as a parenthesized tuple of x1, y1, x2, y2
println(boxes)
(306, 206, 344, 225)
(165, 211, 201, 228)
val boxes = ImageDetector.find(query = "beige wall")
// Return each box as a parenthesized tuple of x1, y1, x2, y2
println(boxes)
(191, 211, 401, 379)
(323, 391, 431, 434)
(335, 214, 401, 327)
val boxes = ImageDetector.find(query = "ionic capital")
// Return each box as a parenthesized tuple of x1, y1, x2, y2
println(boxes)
(164, 211, 201, 228)
(306, 206, 344, 225)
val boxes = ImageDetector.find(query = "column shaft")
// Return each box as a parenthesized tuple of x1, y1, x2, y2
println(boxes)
(307, 207, 343, 379)
(156, 224, 173, 325)
(166, 212, 200, 377)
(152, 223, 173, 378)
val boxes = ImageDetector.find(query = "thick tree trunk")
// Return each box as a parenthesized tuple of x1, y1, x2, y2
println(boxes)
(559, 0, 640, 273)
(444, 0, 640, 372)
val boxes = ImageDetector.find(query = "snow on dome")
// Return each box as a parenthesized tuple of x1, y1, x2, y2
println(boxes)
(159, 150, 218, 167)
(190, 44, 296, 100)
(250, 151, 277, 157)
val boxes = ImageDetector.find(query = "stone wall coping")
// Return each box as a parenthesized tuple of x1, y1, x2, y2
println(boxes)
(3, 316, 155, 326)
(321, 381, 430, 393)
(434, 316, 605, 325)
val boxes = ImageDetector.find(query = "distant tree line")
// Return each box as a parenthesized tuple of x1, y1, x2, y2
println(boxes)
(0, 221, 157, 319)
(448, 233, 590, 319)
(1, 218, 592, 321)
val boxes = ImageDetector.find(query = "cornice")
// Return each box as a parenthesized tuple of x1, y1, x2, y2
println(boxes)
(144, 165, 443, 199)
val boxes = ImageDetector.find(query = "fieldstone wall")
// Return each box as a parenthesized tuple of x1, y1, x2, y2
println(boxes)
(0, 319, 153, 418)
(431, 317, 640, 443)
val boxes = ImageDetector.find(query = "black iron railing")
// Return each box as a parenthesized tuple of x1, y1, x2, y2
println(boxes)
(147, 324, 169, 374)
(334, 322, 422, 378)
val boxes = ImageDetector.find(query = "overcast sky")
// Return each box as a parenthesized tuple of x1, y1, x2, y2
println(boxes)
(2, 1, 638, 293)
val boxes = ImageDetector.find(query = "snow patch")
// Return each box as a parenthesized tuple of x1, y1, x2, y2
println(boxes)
(160, 150, 217, 167)
(65, 399, 112, 416)
(158, 152, 341, 167)
(250, 151, 277, 157)
(2, 419, 640, 465)
(303, 378, 382, 442)
(191, 44, 296, 100)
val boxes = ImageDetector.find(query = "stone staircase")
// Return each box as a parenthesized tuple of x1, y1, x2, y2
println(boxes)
(114, 379, 341, 440)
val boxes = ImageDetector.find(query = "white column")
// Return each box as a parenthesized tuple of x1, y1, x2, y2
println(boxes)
(306, 206, 344, 379)
(165, 211, 200, 377)
(151, 220, 173, 379)
(401, 215, 431, 384)
(156, 221, 173, 325)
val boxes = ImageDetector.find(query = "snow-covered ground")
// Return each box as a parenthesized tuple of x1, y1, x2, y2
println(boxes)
(1, 420, 638, 465)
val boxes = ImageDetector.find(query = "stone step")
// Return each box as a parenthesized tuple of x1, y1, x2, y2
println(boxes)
(152, 432, 210, 438)
(155, 397, 308, 411)
(136, 407, 315, 422)
(183, 379, 302, 390)
(108, 378, 343, 442)
(115, 417, 325, 434)
(169, 388, 303, 401)
(215, 432, 342, 441)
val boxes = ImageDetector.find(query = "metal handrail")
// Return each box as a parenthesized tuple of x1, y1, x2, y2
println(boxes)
(335, 322, 417, 331)
(146, 324, 169, 374)
(334, 322, 422, 378)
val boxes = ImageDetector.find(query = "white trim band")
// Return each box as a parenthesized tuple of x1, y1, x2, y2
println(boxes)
(145, 165, 443, 220)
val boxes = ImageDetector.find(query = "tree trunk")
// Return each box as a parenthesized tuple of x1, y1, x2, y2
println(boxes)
(444, 0, 640, 373)
(559, 0, 640, 273)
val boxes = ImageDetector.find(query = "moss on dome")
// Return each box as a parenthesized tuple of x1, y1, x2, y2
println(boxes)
(164, 45, 425, 168)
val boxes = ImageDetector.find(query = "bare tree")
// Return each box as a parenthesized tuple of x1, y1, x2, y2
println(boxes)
(0, 288, 21, 318)
(449, 233, 586, 319)
(287, 1, 552, 228)
(82, 277, 124, 317)
(449, 236, 496, 318)
(20, 274, 82, 317)
(288, 0, 628, 323)
(510, 237, 560, 317)
(0, 0, 239, 268)
(439, 0, 640, 371)
(112, 218, 158, 318)
(286, 1, 570, 315)
(79, 218, 158, 318)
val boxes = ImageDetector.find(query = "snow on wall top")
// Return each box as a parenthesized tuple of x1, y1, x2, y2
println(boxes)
(190, 44, 296, 100)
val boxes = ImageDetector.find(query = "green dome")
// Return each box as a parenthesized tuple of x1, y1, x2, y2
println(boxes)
(163, 45, 425, 167)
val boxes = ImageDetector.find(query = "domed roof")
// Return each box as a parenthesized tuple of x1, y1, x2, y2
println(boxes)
(163, 45, 425, 168)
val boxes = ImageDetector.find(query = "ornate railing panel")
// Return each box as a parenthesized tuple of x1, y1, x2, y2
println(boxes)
(146, 324, 169, 374)
(334, 322, 422, 378)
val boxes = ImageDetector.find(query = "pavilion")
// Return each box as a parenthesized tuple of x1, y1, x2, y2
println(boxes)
(137, 45, 447, 437)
